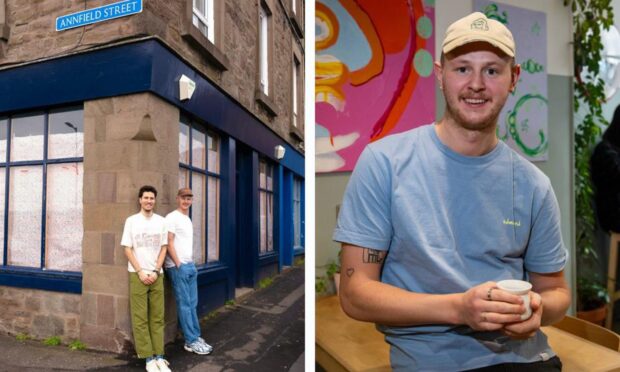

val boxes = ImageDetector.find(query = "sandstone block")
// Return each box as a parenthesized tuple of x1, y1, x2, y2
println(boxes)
(97, 294, 115, 327)
(97, 172, 117, 203)
(82, 264, 128, 296)
(101, 232, 116, 265)
(82, 231, 101, 264)
(80, 292, 97, 326)
(32, 314, 65, 338)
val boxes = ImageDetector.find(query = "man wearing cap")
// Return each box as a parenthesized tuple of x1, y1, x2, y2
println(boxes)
(334, 12, 570, 371)
(165, 187, 213, 355)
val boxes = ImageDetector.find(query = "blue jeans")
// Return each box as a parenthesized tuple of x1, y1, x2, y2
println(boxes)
(166, 263, 201, 344)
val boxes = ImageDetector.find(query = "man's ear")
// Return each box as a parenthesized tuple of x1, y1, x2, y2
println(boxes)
(434, 60, 444, 91)
(510, 64, 521, 92)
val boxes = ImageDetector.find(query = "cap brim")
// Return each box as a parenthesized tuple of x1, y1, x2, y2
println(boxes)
(443, 36, 514, 57)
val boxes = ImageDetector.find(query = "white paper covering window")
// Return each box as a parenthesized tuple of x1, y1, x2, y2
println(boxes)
(260, 191, 267, 253)
(207, 177, 219, 262)
(178, 121, 220, 264)
(8, 166, 43, 267)
(179, 168, 189, 189)
(207, 133, 219, 173)
(48, 109, 84, 159)
(0, 169, 4, 265)
(192, 173, 206, 265)
(0, 118, 7, 162)
(46, 163, 83, 271)
(259, 159, 274, 253)
(267, 193, 273, 250)
(179, 121, 190, 164)
(1, 108, 83, 272)
(11, 113, 44, 162)
(192, 128, 206, 170)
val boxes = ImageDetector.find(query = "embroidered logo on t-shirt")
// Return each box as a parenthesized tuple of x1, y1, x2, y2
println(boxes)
(503, 219, 521, 227)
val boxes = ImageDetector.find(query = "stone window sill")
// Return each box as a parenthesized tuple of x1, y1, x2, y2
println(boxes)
(0, 24, 9, 41)
(290, 125, 303, 141)
(181, 27, 230, 71)
(255, 89, 278, 117)
(290, 14, 303, 38)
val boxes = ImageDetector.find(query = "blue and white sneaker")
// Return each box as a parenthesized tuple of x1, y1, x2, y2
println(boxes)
(198, 337, 213, 353)
(184, 340, 211, 355)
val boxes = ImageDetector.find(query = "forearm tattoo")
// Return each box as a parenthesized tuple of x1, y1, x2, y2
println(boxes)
(346, 268, 354, 277)
(363, 248, 384, 264)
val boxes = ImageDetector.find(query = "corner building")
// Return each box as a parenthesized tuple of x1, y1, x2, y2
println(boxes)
(0, 0, 305, 352)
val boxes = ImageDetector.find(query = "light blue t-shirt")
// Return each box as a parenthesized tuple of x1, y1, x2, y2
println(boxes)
(333, 124, 567, 371)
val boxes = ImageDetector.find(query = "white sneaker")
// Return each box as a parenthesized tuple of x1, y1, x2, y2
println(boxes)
(184, 340, 211, 355)
(198, 337, 214, 352)
(155, 358, 172, 372)
(145, 359, 159, 372)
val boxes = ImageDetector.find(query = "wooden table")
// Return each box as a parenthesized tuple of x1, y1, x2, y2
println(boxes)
(316, 296, 620, 372)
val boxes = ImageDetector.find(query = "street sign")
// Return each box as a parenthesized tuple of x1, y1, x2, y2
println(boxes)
(56, 0, 143, 32)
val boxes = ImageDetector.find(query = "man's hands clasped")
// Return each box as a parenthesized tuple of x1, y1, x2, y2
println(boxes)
(138, 269, 159, 285)
(459, 281, 542, 339)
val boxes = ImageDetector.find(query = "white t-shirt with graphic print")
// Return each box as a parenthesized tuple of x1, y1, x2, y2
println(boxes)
(121, 212, 168, 273)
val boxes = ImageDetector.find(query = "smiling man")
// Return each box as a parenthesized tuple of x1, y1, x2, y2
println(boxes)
(121, 185, 171, 372)
(333, 12, 570, 371)
(165, 188, 213, 355)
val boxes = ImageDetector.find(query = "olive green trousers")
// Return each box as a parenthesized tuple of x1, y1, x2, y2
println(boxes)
(129, 273, 164, 358)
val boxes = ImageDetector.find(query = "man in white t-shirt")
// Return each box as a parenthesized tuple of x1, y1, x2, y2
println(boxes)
(121, 185, 171, 372)
(165, 187, 213, 355)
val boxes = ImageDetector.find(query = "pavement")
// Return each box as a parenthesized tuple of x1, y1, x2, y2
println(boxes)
(0, 266, 305, 372)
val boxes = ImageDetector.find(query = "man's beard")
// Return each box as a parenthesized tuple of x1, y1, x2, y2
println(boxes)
(444, 97, 503, 132)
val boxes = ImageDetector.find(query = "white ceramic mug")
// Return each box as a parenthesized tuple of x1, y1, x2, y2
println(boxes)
(496, 279, 532, 320)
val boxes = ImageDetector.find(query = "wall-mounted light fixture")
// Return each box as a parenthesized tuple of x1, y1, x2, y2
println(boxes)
(179, 74, 196, 101)
(274, 145, 286, 160)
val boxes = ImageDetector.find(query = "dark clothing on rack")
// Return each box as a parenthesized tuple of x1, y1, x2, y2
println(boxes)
(591, 140, 620, 232)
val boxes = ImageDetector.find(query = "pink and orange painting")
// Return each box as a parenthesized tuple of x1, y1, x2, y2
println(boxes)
(316, 0, 436, 173)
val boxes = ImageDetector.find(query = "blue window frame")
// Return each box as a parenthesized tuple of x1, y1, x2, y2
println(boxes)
(0, 106, 84, 293)
(259, 158, 275, 254)
(179, 116, 221, 265)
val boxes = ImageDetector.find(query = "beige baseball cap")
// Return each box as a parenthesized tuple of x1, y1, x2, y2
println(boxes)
(442, 12, 515, 57)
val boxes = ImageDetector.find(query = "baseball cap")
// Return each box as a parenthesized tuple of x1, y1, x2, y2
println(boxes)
(177, 187, 193, 197)
(442, 12, 515, 57)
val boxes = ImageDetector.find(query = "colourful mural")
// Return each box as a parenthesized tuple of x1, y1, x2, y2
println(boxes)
(475, 1, 549, 161)
(316, 0, 436, 173)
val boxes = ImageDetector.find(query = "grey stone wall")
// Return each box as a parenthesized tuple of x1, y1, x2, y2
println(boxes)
(0, 286, 80, 342)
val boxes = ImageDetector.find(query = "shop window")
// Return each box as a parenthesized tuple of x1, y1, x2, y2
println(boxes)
(293, 177, 303, 248)
(179, 117, 220, 265)
(0, 107, 84, 272)
(259, 158, 274, 254)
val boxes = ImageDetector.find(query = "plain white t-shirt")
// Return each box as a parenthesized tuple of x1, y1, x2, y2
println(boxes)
(121, 212, 168, 273)
(164, 210, 194, 268)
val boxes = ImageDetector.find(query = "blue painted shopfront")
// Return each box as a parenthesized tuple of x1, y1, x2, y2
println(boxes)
(0, 38, 305, 315)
